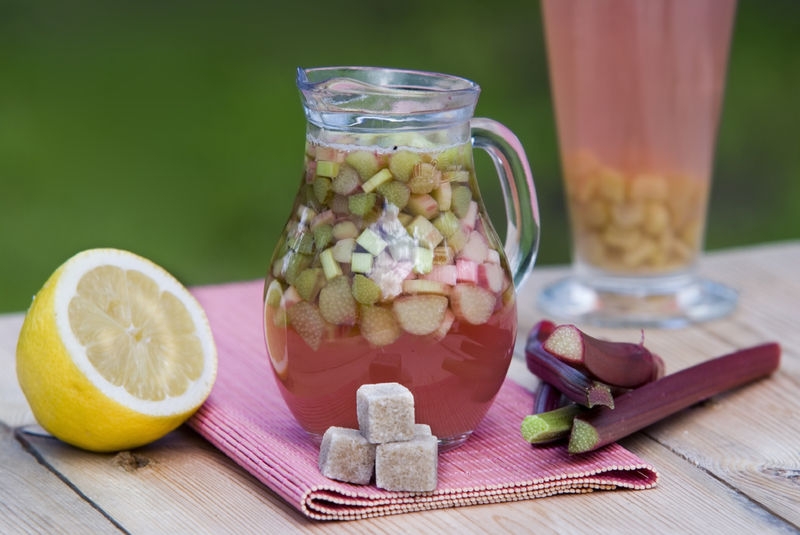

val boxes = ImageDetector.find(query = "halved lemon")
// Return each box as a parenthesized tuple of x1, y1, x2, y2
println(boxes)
(16, 248, 217, 452)
(264, 279, 288, 379)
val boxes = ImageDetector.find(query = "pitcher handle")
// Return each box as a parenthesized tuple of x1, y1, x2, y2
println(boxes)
(470, 118, 541, 288)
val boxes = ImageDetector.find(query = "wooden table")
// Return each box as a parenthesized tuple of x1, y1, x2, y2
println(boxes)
(2, 241, 799, 534)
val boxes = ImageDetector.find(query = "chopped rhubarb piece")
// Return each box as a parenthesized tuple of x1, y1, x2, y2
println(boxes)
(402, 279, 450, 296)
(450, 284, 496, 325)
(432, 211, 460, 238)
(348, 192, 377, 217)
(461, 201, 479, 230)
(316, 160, 340, 178)
(294, 267, 325, 302)
(455, 258, 479, 283)
(356, 228, 388, 256)
(351, 274, 381, 305)
(331, 164, 361, 195)
(543, 324, 664, 388)
(359, 304, 401, 347)
(458, 231, 489, 263)
(525, 321, 615, 409)
(331, 238, 356, 263)
(406, 193, 440, 220)
(423, 264, 457, 286)
(450, 184, 472, 218)
(412, 246, 433, 274)
(350, 252, 373, 274)
(431, 308, 455, 340)
(362, 168, 393, 193)
(405, 215, 444, 249)
(486, 248, 501, 264)
(345, 150, 380, 180)
(478, 262, 506, 293)
(432, 246, 455, 266)
(319, 248, 343, 280)
(281, 252, 312, 286)
(313, 176, 332, 204)
(392, 294, 449, 335)
(311, 209, 336, 229)
(313, 223, 333, 251)
(287, 301, 326, 350)
(432, 181, 452, 211)
(287, 231, 314, 255)
(397, 212, 413, 227)
(330, 194, 349, 215)
(442, 169, 470, 183)
(568, 342, 781, 454)
(377, 180, 411, 210)
(332, 220, 359, 240)
(435, 145, 469, 169)
(280, 283, 302, 309)
(318, 276, 357, 326)
(444, 227, 467, 253)
(408, 162, 441, 194)
(315, 146, 345, 163)
(388, 151, 421, 182)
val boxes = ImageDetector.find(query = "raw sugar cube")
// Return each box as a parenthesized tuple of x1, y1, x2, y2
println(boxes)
(375, 434, 438, 492)
(413, 423, 432, 437)
(318, 426, 376, 485)
(357, 382, 415, 444)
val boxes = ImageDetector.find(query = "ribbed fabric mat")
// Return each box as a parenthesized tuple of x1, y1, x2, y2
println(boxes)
(188, 279, 658, 521)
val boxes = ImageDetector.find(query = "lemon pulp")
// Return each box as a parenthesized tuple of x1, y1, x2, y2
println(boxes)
(16, 248, 217, 452)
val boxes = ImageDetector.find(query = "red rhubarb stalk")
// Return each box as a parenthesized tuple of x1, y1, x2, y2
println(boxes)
(525, 321, 615, 409)
(532, 381, 564, 415)
(543, 324, 665, 388)
(521, 404, 582, 444)
(568, 342, 781, 454)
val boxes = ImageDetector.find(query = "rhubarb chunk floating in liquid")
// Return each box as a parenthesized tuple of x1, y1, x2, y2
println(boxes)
(267, 140, 513, 350)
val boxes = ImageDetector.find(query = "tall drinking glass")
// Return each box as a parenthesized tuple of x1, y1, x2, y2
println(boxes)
(538, 0, 739, 327)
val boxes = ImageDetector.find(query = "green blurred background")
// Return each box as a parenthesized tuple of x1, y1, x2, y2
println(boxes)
(1, 0, 798, 313)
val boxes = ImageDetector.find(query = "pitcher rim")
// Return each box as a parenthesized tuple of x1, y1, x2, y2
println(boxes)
(297, 66, 481, 97)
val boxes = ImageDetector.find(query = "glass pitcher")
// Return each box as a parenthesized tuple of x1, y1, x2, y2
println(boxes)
(264, 66, 539, 450)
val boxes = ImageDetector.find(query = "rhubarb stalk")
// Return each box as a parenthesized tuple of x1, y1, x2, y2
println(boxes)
(533, 381, 563, 414)
(568, 342, 781, 454)
(521, 404, 581, 444)
(525, 321, 615, 409)
(543, 324, 665, 388)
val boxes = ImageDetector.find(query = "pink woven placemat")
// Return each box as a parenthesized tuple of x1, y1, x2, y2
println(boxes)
(188, 279, 658, 521)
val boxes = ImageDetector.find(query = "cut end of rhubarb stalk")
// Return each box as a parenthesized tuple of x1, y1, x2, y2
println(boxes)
(586, 382, 615, 409)
(543, 324, 584, 363)
(521, 404, 581, 445)
(567, 418, 600, 454)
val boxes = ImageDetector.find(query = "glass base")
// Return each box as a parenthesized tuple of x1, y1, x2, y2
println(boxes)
(537, 274, 738, 328)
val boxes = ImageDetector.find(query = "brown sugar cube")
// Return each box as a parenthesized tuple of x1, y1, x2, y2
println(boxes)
(375, 434, 438, 492)
(413, 423, 432, 437)
(356, 383, 415, 444)
(318, 426, 376, 485)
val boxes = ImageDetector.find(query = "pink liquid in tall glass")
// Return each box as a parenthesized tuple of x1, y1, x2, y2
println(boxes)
(542, 0, 737, 275)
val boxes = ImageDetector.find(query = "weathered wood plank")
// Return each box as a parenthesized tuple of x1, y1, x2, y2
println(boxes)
(18, 426, 798, 534)
(2, 242, 799, 533)
(0, 423, 121, 534)
(513, 242, 800, 530)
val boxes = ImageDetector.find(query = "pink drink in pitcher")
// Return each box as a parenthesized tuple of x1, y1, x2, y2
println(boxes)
(265, 140, 517, 448)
